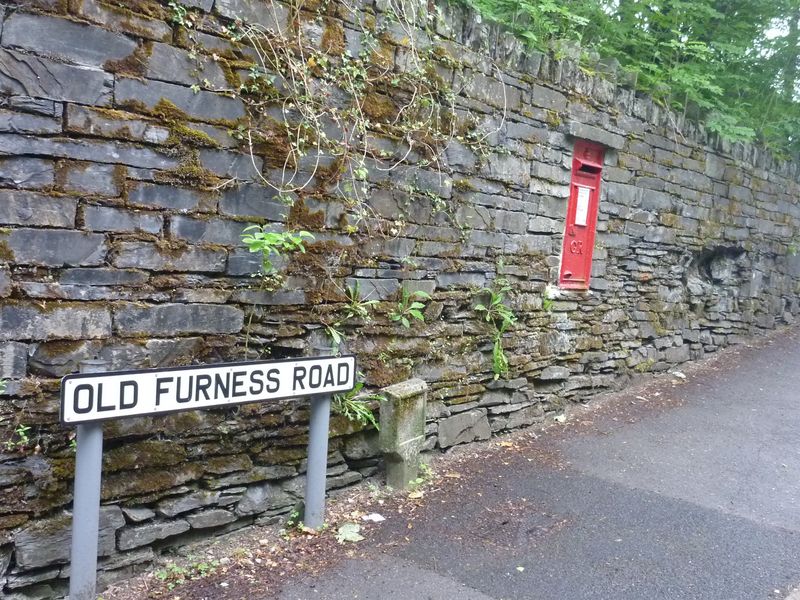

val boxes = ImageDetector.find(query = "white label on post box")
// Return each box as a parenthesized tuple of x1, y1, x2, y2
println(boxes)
(575, 186, 591, 227)
(60, 356, 357, 424)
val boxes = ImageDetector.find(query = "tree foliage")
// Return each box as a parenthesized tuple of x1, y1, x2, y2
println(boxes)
(460, 0, 800, 157)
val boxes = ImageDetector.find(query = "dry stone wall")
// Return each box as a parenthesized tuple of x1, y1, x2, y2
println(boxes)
(1, 0, 799, 596)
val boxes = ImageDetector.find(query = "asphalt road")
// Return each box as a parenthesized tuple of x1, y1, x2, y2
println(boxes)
(278, 328, 800, 600)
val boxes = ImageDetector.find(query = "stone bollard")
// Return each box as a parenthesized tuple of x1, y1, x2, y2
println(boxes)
(379, 378, 428, 489)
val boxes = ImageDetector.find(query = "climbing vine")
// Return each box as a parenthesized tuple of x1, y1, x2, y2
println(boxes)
(220, 0, 499, 230)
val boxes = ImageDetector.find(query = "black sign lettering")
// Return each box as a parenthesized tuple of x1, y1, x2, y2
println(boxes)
(232, 371, 246, 398)
(266, 368, 280, 393)
(96, 383, 113, 412)
(309, 365, 322, 388)
(214, 372, 230, 399)
(338, 362, 350, 385)
(155, 377, 173, 407)
(293, 366, 306, 391)
(249, 370, 265, 396)
(196, 374, 212, 401)
(73, 384, 94, 414)
(120, 381, 138, 410)
(176, 375, 193, 403)
(323, 365, 335, 387)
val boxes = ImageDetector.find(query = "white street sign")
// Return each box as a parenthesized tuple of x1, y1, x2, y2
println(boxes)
(60, 355, 357, 424)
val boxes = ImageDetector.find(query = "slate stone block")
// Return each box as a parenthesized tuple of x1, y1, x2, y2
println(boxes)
(226, 249, 262, 276)
(1, 96, 63, 118)
(0, 191, 76, 227)
(1, 229, 106, 267)
(0, 268, 10, 298)
(117, 520, 190, 551)
(0, 341, 27, 378)
(112, 242, 227, 272)
(230, 289, 306, 305)
(530, 83, 567, 111)
(116, 77, 245, 122)
(65, 105, 170, 145)
(215, 0, 289, 32)
(184, 0, 215, 9)
(127, 182, 218, 212)
(343, 278, 400, 301)
(0, 304, 112, 341)
(0, 109, 61, 134)
(528, 216, 560, 233)
(437, 409, 491, 448)
(539, 366, 570, 380)
(0, 134, 179, 170)
(235, 482, 294, 516)
(60, 268, 148, 286)
(170, 215, 251, 245)
(59, 162, 123, 196)
(14, 507, 124, 569)
(0, 48, 112, 105)
(494, 211, 528, 234)
(2, 12, 137, 68)
(484, 153, 531, 186)
(186, 509, 237, 529)
(72, 0, 172, 41)
(567, 121, 625, 150)
(445, 140, 477, 170)
(219, 184, 289, 220)
(147, 42, 229, 88)
(0, 157, 55, 189)
(157, 491, 221, 518)
(114, 303, 244, 335)
(464, 72, 521, 109)
(199, 148, 263, 180)
(84, 206, 163, 234)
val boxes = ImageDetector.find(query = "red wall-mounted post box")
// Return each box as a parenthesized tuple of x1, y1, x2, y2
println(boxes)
(558, 140, 606, 290)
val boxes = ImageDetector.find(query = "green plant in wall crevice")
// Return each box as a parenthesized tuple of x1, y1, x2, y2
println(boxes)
(325, 280, 380, 352)
(332, 380, 383, 430)
(240, 226, 314, 355)
(389, 288, 432, 329)
(474, 275, 517, 379)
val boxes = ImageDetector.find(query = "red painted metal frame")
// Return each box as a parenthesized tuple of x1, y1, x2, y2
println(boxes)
(558, 140, 606, 290)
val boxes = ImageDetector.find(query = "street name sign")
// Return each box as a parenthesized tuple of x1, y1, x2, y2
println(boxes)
(62, 354, 357, 600)
(60, 355, 357, 424)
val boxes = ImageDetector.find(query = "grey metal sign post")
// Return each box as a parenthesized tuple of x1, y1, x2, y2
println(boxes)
(304, 393, 332, 529)
(68, 359, 108, 600)
(61, 355, 356, 596)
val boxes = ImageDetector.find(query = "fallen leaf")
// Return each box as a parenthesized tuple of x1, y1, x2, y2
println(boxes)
(335, 523, 364, 544)
(408, 490, 424, 499)
(444, 472, 462, 479)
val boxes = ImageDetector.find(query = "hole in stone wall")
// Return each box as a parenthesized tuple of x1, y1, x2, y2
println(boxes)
(692, 246, 746, 285)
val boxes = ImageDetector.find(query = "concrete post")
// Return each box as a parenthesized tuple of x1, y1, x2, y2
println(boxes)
(379, 378, 428, 489)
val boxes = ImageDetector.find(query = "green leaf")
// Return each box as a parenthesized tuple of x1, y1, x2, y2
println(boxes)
(335, 522, 364, 544)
